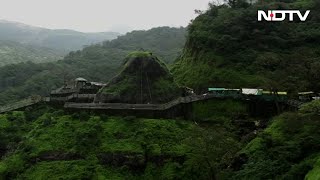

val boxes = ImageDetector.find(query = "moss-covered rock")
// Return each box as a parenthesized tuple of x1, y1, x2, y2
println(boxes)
(95, 51, 181, 104)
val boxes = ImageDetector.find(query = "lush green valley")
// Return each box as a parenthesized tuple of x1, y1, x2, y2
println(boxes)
(1, 0, 320, 179)
(0, 27, 186, 105)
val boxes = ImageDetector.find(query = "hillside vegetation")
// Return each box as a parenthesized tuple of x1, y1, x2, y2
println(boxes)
(1, 0, 320, 179)
(0, 99, 319, 179)
(96, 51, 181, 104)
(0, 27, 186, 105)
(0, 40, 61, 66)
(168, 0, 320, 179)
(172, 0, 320, 93)
(226, 100, 320, 179)
(0, 105, 240, 179)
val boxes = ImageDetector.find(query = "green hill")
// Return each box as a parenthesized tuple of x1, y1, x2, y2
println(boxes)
(96, 51, 181, 104)
(103, 27, 186, 64)
(169, 0, 320, 179)
(0, 40, 61, 66)
(172, 0, 320, 93)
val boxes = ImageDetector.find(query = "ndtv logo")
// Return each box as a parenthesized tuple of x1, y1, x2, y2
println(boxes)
(258, 10, 310, 21)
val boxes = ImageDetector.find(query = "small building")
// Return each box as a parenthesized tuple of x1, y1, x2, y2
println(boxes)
(50, 77, 106, 103)
(208, 88, 241, 97)
(74, 77, 88, 89)
(184, 87, 195, 96)
(262, 91, 288, 101)
(262, 91, 287, 95)
(241, 88, 263, 96)
(298, 92, 315, 102)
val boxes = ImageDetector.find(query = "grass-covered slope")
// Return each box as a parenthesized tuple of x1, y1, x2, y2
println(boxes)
(0, 105, 240, 179)
(172, 0, 320, 92)
(96, 51, 181, 104)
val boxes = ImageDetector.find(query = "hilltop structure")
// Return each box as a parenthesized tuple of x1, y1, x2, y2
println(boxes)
(50, 77, 106, 103)
(94, 51, 182, 104)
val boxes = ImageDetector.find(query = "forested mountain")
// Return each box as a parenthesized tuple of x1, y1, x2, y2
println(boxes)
(172, 0, 320, 93)
(0, 20, 120, 53)
(0, 20, 120, 66)
(0, 40, 61, 66)
(1, 0, 320, 179)
(0, 27, 186, 105)
(169, 0, 320, 179)
(103, 27, 186, 64)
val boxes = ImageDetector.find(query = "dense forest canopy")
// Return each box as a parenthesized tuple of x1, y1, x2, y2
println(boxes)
(0, 104, 241, 179)
(167, 0, 320, 178)
(173, 0, 320, 93)
(0, 40, 62, 66)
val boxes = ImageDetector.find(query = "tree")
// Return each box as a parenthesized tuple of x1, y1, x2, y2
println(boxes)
(300, 100, 320, 115)
(224, 0, 250, 8)
(182, 126, 240, 179)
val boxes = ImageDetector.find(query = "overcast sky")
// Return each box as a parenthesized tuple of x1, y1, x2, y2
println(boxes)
(0, 0, 214, 33)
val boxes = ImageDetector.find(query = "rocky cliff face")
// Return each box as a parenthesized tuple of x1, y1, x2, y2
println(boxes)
(95, 51, 181, 104)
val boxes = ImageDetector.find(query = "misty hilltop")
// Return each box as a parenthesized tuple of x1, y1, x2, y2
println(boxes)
(0, 20, 120, 53)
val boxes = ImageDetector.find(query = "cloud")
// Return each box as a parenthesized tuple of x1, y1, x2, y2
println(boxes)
(0, 0, 212, 32)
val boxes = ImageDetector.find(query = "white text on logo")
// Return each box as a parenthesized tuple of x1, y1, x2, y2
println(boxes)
(258, 10, 310, 21)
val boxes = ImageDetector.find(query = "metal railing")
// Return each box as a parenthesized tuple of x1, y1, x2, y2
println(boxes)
(64, 93, 304, 111)
(0, 93, 306, 114)
(0, 95, 43, 114)
(64, 94, 220, 111)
